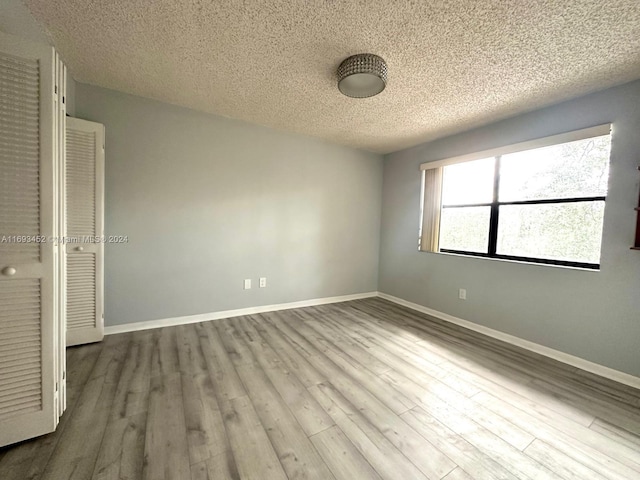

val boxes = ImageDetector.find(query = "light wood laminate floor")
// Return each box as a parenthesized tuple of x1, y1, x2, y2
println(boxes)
(1, 298, 639, 480)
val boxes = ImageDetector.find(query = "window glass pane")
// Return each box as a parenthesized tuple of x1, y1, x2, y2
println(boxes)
(499, 135, 611, 202)
(497, 202, 605, 264)
(442, 157, 495, 205)
(439, 206, 490, 253)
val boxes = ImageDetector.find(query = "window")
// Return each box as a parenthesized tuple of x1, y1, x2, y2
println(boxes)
(420, 125, 611, 269)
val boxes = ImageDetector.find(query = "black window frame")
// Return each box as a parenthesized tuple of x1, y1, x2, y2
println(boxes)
(439, 155, 607, 269)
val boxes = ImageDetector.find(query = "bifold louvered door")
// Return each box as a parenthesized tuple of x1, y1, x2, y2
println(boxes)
(54, 53, 67, 416)
(0, 32, 58, 447)
(65, 117, 104, 346)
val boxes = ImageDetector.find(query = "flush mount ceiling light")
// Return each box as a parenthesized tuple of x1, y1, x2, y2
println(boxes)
(337, 54, 387, 98)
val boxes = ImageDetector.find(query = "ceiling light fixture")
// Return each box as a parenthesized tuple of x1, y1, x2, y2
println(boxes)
(337, 54, 387, 98)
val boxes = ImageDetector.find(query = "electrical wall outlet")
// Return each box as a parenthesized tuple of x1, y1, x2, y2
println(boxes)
(244, 279, 252, 290)
(259, 277, 267, 288)
(459, 288, 467, 300)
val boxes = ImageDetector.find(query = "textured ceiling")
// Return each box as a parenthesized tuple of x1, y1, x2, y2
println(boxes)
(24, 0, 640, 154)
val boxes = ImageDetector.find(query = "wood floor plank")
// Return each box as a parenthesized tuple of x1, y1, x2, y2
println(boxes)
(88, 334, 131, 383)
(573, 368, 640, 408)
(218, 395, 288, 480)
(190, 461, 208, 480)
(314, 379, 455, 480)
(318, 311, 482, 399)
(251, 312, 327, 387)
(363, 301, 604, 433)
(323, 302, 450, 368)
(309, 383, 430, 480)
(443, 468, 474, 480)
(262, 311, 320, 358)
(371, 298, 632, 414)
(181, 373, 229, 465)
(310, 426, 383, 480)
(422, 330, 622, 429)
(236, 317, 334, 436)
(177, 324, 209, 376)
(150, 327, 180, 377)
(474, 391, 640, 480)
(91, 412, 146, 480)
(531, 377, 640, 433)
(590, 418, 640, 450)
(235, 362, 336, 479)
(65, 341, 106, 390)
(401, 408, 518, 480)
(408, 405, 556, 480)
(214, 317, 256, 367)
(2, 298, 639, 480)
(322, 312, 480, 397)
(191, 451, 239, 480)
(472, 387, 640, 470)
(207, 451, 239, 480)
(258, 365, 335, 437)
(143, 372, 191, 480)
(109, 331, 153, 421)
(304, 332, 416, 415)
(436, 356, 596, 427)
(443, 467, 475, 480)
(299, 308, 392, 375)
(0, 443, 41, 480)
(324, 305, 455, 379)
(355, 301, 592, 417)
(392, 302, 640, 409)
(325, 302, 449, 365)
(199, 322, 246, 401)
(523, 439, 609, 480)
(278, 309, 416, 415)
(40, 338, 126, 480)
(271, 313, 455, 479)
(355, 299, 585, 384)
(380, 368, 535, 451)
(190, 461, 209, 480)
(234, 317, 283, 369)
(0, 342, 104, 480)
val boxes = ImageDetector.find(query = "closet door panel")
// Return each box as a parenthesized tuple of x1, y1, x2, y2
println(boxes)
(0, 31, 57, 447)
(54, 53, 67, 415)
(65, 117, 104, 346)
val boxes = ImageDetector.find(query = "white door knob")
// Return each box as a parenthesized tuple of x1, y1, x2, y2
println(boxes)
(2, 266, 17, 276)
(75, 246, 84, 252)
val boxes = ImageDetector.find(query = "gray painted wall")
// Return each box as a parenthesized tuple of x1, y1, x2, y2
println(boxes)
(66, 75, 76, 117)
(76, 84, 383, 326)
(379, 80, 640, 377)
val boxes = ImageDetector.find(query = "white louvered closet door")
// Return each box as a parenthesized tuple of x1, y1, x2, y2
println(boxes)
(0, 32, 58, 446)
(54, 53, 67, 416)
(65, 117, 104, 346)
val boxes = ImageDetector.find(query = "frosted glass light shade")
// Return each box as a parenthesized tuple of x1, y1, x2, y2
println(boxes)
(337, 54, 387, 98)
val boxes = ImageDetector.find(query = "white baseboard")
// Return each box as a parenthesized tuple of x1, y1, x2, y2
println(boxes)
(104, 291, 378, 335)
(104, 288, 639, 390)
(378, 292, 640, 390)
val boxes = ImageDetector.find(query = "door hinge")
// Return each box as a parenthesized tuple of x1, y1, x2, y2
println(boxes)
(63, 371, 66, 380)
(55, 382, 58, 392)
(54, 85, 58, 94)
